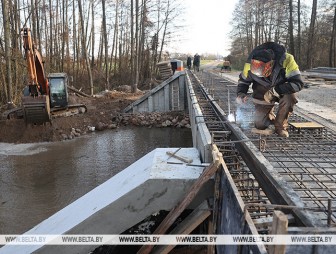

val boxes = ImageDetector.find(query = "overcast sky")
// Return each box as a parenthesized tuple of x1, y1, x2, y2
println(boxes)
(168, 0, 238, 56)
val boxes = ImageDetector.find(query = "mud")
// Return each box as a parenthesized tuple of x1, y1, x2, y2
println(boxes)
(0, 91, 142, 144)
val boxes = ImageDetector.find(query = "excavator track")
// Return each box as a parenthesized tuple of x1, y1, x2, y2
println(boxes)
(2, 103, 87, 122)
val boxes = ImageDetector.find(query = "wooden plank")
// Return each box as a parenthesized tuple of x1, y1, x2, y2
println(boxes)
(209, 162, 222, 254)
(151, 201, 211, 254)
(137, 160, 220, 254)
(289, 121, 324, 129)
(269, 211, 288, 254)
(207, 216, 215, 254)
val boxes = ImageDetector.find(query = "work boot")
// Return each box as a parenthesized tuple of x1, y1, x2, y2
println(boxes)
(273, 94, 297, 138)
(276, 129, 289, 138)
(254, 103, 275, 130)
(252, 125, 275, 135)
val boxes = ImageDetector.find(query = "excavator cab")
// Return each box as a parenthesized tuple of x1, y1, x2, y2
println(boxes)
(48, 73, 69, 108)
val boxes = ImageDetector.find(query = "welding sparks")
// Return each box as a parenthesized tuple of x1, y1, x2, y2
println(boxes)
(228, 113, 235, 122)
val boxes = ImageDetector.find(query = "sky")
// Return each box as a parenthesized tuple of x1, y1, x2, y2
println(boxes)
(168, 0, 238, 57)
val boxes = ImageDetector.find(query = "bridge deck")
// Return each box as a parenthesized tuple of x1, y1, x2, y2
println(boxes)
(189, 69, 336, 252)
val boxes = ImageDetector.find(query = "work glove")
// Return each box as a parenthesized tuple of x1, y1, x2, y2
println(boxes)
(263, 87, 280, 103)
(236, 93, 248, 104)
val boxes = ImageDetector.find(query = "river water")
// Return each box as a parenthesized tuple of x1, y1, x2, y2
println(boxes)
(0, 127, 192, 234)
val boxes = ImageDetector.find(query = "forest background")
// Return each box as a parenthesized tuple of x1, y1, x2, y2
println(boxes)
(0, 0, 335, 108)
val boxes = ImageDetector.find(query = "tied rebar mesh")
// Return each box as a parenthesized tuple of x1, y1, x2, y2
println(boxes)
(189, 71, 274, 233)
(248, 115, 336, 225)
(192, 69, 336, 229)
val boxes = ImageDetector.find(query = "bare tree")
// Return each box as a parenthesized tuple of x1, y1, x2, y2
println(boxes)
(329, 5, 336, 67)
(306, 0, 317, 68)
(91, 0, 95, 68)
(34, 0, 42, 51)
(72, 0, 78, 82)
(297, 0, 302, 63)
(49, 0, 53, 69)
(110, 0, 119, 78)
(133, 0, 139, 93)
(0, 0, 186, 105)
(78, 0, 94, 95)
(101, 0, 109, 90)
(158, 0, 171, 63)
(289, 0, 296, 56)
(1, 0, 13, 107)
(130, 0, 134, 85)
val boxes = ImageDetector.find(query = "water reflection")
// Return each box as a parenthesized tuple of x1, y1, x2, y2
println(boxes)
(0, 126, 192, 234)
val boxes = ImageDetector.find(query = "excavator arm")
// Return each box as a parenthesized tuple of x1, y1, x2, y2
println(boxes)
(22, 27, 49, 96)
(21, 27, 51, 124)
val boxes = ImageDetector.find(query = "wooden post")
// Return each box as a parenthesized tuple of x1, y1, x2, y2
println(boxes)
(269, 210, 288, 254)
(137, 159, 220, 254)
(207, 216, 215, 254)
(151, 201, 211, 254)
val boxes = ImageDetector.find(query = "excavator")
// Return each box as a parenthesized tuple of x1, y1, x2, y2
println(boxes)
(2, 27, 87, 124)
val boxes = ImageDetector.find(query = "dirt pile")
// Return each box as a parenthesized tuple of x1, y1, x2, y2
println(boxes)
(0, 89, 191, 144)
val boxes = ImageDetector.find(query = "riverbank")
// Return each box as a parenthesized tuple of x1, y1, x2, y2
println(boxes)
(0, 90, 190, 144)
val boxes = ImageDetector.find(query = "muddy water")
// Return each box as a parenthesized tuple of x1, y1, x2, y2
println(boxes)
(0, 127, 192, 234)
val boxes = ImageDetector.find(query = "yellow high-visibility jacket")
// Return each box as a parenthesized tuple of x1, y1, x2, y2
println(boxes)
(237, 42, 304, 100)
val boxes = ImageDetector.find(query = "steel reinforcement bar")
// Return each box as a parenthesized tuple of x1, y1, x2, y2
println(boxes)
(187, 69, 336, 231)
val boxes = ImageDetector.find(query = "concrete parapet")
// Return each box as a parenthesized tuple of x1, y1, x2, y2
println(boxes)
(123, 71, 187, 113)
(185, 74, 212, 163)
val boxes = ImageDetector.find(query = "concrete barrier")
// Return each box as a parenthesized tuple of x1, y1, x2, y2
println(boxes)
(185, 73, 212, 163)
(123, 71, 187, 113)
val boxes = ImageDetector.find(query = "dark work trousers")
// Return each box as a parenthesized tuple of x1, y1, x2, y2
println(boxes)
(254, 93, 298, 131)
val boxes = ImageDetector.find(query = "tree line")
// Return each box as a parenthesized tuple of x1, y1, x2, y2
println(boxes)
(1, 0, 336, 109)
(229, 0, 336, 71)
(0, 0, 182, 107)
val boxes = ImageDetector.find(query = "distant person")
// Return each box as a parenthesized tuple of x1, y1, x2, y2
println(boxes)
(187, 56, 192, 70)
(236, 42, 304, 137)
(171, 60, 177, 74)
(193, 53, 200, 72)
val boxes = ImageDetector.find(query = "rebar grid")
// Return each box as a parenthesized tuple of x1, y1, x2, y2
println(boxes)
(190, 71, 274, 227)
(248, 127, 336, 225)
(198, 70, 336, 227)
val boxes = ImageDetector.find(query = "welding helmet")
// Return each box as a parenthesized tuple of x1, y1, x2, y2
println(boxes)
(250, 49, 274, 77)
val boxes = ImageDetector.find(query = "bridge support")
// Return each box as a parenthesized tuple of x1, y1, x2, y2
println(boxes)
(0, 148, 213, 254)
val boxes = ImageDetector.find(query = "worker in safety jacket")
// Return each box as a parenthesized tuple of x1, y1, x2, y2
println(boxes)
(236, 42, 304, 137)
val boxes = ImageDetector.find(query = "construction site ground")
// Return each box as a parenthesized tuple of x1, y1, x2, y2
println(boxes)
(0, 89, 144, 144)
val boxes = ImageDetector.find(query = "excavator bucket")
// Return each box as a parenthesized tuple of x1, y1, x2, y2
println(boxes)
(22, 95, 51, 125)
